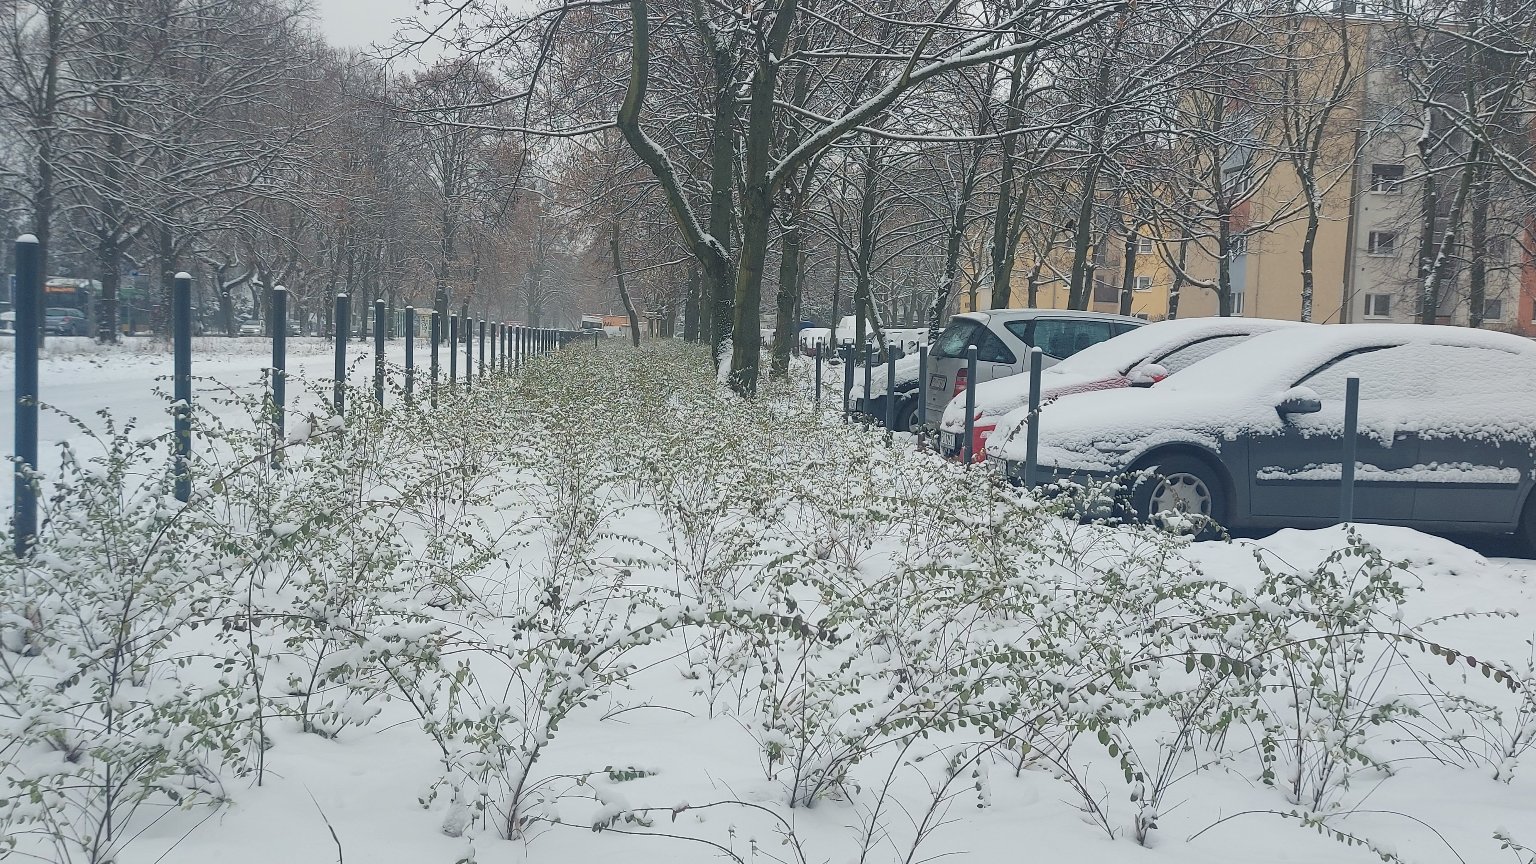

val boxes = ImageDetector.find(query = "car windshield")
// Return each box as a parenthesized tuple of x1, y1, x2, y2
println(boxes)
(930, 318, 982, 359)
(46, 308, 76, 317)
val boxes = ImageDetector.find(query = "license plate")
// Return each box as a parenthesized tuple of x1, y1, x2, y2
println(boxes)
(941, 431, 958, 451)
(929, 374, 947, 390)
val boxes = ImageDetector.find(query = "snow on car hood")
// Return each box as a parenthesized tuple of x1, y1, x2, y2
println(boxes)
(938, 367, 1111, 431)
(855, 352, 923, 399)
(987, 385, 1276, 472)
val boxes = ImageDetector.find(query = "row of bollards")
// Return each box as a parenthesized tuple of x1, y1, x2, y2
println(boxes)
(8, 228, 577, 557)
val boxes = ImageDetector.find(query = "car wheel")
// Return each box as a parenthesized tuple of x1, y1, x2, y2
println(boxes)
(1129, 453, 1228, 541)
(893, 397, 920, 433)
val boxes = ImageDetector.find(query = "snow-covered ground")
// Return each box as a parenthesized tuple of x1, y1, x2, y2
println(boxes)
(2, 341, 1534, 864)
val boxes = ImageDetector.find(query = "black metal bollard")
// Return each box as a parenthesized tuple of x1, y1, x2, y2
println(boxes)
(514, 326, 522, 370)
(916, 345, 929, 442)
(404, 306, 415, 404)
(464, 316, 474, 392)
(272, 287, 287, 458)
(842, 345, 854, 417)
(1340, 374, 1360, 523)
(373, 300, 386, 406)
(448, 315, 458, 384)
(12, 235, 39, 557)
(863, 346, 874, 419)
(593, 329, 599, 348)
(884, 344, 896, 442)
(962, 345, 978, 464)
(1024, 347, 1043, 486)
(813, 344, 822, 407)
(333, 294, 349, 416)
(478, 320, 486, 380)
(173, 272, 193, 502)
(429, 311, 440, 409)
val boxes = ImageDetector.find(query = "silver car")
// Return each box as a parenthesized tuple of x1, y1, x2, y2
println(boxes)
(923, 309, 1144, 421)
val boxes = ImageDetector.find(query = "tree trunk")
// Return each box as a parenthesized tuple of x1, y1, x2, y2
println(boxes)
(610, 218, 642, 347)
(769, 215, 803, 379)
(683, 266, 701, 342)
(1467, 168, 1490, 327)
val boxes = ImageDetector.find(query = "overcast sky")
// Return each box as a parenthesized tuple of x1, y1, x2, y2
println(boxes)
(312, 0, 420, 49)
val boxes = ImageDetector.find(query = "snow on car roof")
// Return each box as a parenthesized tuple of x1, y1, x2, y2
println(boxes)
(959, 308, 1145, 326)
(1051, 316, 1307, 376)
(1162, 323, 1536, 394)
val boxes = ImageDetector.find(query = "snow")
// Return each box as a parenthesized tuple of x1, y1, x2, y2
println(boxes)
(4, 341, 1536, 864)
(989, 323, 1536, 469)
(950, 316, 1305, 436)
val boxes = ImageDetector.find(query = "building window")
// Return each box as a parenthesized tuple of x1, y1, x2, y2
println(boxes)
(1367, 230, 1397, 256)
(1134, 276, 1152, 292)
(1364, 293, 1392, 318)
(1483, 298, 1504, 320)
(1229, 235, 1249, 257)
(1231, 291, 1245, 315)
(1136, 236, 1153, 255)
(1370, 164, 1405, 193)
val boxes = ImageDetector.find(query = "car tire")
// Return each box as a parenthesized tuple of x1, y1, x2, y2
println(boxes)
(1128, 452, 1228, 541)
(893, 396, 920, 433)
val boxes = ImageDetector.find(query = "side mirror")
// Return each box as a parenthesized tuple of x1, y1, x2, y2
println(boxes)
(1128, 362, 1169, 387)
(1277, 386, 1322, 416)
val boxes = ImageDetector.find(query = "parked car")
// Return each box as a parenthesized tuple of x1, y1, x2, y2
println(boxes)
(921, 309, 1144, 427)
(45, 307, 86, 335)
(987, 324, 1536, 547)
(939, 317, 1309, 461)
(238, 319, 264, 336)
(0, 310, 14, 336)
(288, 320, 301, 336)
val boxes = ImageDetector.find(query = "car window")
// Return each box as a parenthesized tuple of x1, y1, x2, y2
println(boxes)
(1153, 334, 1249, 375)
(1030, 319, 1116, 360)
(975, 328, 1016, 365)
(1301, 343, 1536, 403)
(930, 318, 982, 359)
(1297, 345, 1422, 401)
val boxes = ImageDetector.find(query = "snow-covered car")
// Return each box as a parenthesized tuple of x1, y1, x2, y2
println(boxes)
(940, 317, 1309, 461)
(45, 307, 86, 336)
(987, 324, 1536, 546)
(922, 309, 1143, 425)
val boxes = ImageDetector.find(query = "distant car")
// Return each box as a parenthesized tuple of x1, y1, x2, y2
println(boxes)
(238, 319, 264, 336)
(988, 324, 1536, 548)
(0, 310, 14, 336)
(919, 309, 1144, 429)
(45, 307, 86, 336)
(288, 320, 301, 337)
(940, 317, 1309, 461)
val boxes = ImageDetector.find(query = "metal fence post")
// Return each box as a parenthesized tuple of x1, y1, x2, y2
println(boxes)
(917, 345, 929, 442)
(962, 344, 978, 464)
(478, 320, 486, 380)
(1341, 374, 1359, 523)
(813, 344, 822, 407)
(429, 311, 440, 408)
(172, 272, 193, 502)
(373, 300, 386, 406)
(464, 316, 474, 392)
(863, 345, 874, 418)
(841, 345, 853, 417)
(448, 314, 458, 384)
(884, 344, 896, 442)
(1024, 347, 1043, 486)
(515, 326, 522, 369)
(12, 235, 39, 556)
(333, 294, 349, 416)
(404, 306, 415, 404)
(271, 287, 287, 459)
